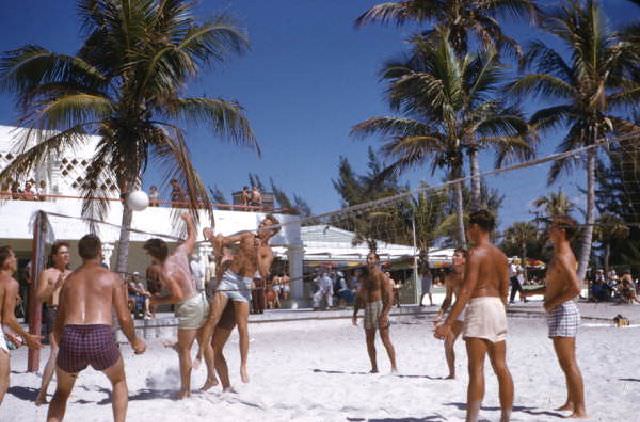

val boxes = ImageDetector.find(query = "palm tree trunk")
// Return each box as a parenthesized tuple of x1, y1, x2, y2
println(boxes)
(454, 168, 466, 248)
(115, 203, 133, 274)
(577, 147, 596, 282)
(604, 242, 610, 277)
(469, 147, 481, 210)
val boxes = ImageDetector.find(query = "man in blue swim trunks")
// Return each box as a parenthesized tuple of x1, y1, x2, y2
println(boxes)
(523, 215, 586, 418)
(198, 214, 280, 384)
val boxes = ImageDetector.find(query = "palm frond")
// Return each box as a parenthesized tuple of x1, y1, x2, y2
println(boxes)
(508, 73, 575, 100)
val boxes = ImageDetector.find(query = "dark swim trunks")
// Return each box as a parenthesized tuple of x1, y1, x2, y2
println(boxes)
(42, 305, 58, 339)
(57, 324, 120, 373)
(217, 302, 236, 331)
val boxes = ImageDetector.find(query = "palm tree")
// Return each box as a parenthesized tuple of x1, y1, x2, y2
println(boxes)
(532, 190, 575, 220)
(594, 213, 629, 276)
(355, 0, 540, 57)
(352, 31, 534, 247)
(503, 221, 538, 276)
(0, 0, 256, 273)
(509, 0, 640, 281)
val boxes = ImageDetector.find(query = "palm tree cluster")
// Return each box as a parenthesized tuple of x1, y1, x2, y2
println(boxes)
(354, 0, 640, 276)
(0, 0, 257, 272)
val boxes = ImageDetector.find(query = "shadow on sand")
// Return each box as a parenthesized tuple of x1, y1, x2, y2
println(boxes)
(395, 374, 447, 380)
(312, 368, 372, 375)
(7, 385, 39, 402)
(443, 402, 565, 419)
(347, 416, 447, 421)
(620, 378, 640, 382)
(124, 388, 177, 402)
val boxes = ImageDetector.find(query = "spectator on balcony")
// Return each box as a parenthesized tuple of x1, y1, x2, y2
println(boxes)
(240, 186, 251, 208)
(11, 181, 21, 200)
(250, 186, 262, 208)
(22, 181, 36, 201)
(0, 183, 11, 199)
(37, 180, 48, 201)
(148, 185, 160, 207)
(170, 178, 186, 208)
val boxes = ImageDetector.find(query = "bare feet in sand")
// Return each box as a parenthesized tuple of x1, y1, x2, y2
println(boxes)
(240, 365, 250, 383)
(556, 402, 573, 412)
(223, 386, 237, 394)
(369, 368, 379, 373)
(556, 402, 588, 418)
(176, 389, 191, 400)
(201, 377, 219, 391)
(35, 393, 47, 406)
(445, 373, 455, 380)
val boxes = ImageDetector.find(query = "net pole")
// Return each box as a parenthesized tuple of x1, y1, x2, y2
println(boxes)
(28, 210, 47, 372)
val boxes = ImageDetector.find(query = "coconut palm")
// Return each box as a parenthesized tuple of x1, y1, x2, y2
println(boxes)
(352, 31, 534, 246)
(0, 0, 256, 273)
(532, 190, 575, 220)
(355, 0, 540, 57)
(509, 0, 640, 281)
(503, 221, 538, 275)
(594, 213, 629, 276)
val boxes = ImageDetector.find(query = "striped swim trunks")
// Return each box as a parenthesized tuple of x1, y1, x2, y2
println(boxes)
(547, 301, 580, 338)
(57, 324, 120, 373)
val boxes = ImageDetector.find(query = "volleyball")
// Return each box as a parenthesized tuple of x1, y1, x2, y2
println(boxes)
(127, 190, 149, 211)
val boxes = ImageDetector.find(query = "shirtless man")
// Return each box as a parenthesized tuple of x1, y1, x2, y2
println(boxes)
(0, 245, 42, 406)
(199, 214, 280, 384)
(352, 252, 397, 373)
(145, 212, 214, 398)
(35, 241, 71, 405)
(523, 215, 586, 418)
(435, 210, 513, 422)
(435, 248, 466, 380)
(47, 235, 145, 422)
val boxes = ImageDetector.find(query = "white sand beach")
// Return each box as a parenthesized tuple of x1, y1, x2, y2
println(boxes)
(3, 311, 639, 421)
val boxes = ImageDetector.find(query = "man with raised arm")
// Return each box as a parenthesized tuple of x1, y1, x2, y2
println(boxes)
(352, 252, 397, 373)
(145, 212, 214, 398)
(199, 214, 280, 384)
(35, 241, 71, 405)
(47, 235, 145, 422)
(523, 215, 587, 418)
(435, 248, 467, 380)
(0, 245, 42, 406)
(435, 210, 513, 422)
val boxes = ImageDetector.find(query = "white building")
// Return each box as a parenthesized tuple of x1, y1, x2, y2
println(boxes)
(0, 125, 304, 300)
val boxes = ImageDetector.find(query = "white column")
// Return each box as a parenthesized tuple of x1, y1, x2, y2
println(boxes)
(287, 244, 304, 305)
(101, 242, 115, 269)
(196, 242, 212, 290)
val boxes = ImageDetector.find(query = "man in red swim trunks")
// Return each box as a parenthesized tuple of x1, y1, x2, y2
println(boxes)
(47, 235, 146, 422)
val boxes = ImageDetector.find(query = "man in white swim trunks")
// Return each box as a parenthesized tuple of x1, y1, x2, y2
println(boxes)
(523, 215, 586, 418)
(435, 248, 466, 379)
(435, 210, 513, 422)
(352, 252, 397, 373)
(0, 245, 43, 406)
(145, 212, 214, 399)
(199, 214, 280, 384)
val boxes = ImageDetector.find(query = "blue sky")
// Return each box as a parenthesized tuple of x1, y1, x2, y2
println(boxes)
(0, 0, 635, 229)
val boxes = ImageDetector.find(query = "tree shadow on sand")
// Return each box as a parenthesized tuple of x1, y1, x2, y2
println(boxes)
(347, 416, 447, 421)
(7, 385, 39, 401)
(443, 402, 564, 418)
(620, 378, 640, 382)
(121, 388, 177, 402)
(312, 368, 372, 375)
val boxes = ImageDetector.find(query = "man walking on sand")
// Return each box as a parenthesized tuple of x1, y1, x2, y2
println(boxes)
(435, 248, 467, 380)
(523, 215, 587, 418)
(36, 241, 71, 405)
(435, 210, 513, 422)
(46, 235, 145, 422)
(145, 212, 215, 398)
(198, 214, 280, 384)
(0, 245, 42, 406)
(352, 252, 397, 373)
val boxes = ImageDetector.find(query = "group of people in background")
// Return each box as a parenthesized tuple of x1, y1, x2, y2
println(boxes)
(591, 268, 639, 303)
(1, 179, 48, 201)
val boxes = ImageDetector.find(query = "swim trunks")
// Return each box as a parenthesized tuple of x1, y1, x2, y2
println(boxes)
(463, 297, 507, 343)
(421, 274, 432, 293)
(57, 324, 119, 373)
(364, 300, 387, 331)
(0, 329, 10, 355)
(42, 305, 58, 339)
(547, 301, 580, 338)
(217, 270, 252, 302)
(175, 292, 209, 330)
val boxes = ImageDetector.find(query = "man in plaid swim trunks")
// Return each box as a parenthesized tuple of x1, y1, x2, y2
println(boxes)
(524, 215, 586, 418)
(352, 252, 397, 373)
(48, 235, 145, 422)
